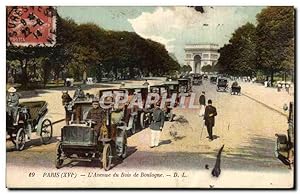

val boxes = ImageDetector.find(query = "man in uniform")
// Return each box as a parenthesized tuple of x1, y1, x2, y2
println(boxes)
(149, 101, 165, 148)
(73, 86, 85, 100)
(86, 98, 106, 139)
(6, 87, 20, 125)
(204, 99, 217, 141)
(199, 91, 206, 117)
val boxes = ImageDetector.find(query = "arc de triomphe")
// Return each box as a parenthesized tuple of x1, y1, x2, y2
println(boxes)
(184, 43, 220, 74)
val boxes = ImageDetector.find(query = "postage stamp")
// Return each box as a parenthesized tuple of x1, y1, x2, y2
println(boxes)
(7, 6, 56, 47)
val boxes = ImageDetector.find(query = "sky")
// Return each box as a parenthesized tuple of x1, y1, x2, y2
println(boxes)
(57, 6, 264, 65)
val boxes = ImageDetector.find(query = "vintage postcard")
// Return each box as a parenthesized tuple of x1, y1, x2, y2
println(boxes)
(6, 6, 295, 189)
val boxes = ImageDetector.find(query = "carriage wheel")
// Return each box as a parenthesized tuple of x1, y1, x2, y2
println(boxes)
(121, 133, 128, 159)
(55, 142, 64, 169)
(16, 128, 26, 151)
(40, 119, 53, 144)
(140, 112, 146, 129)
(102, 143, 112, 171)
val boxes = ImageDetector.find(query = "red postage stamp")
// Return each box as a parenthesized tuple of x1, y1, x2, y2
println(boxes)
(7, 6, 56, 47)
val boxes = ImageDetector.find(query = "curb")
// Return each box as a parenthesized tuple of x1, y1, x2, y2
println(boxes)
(242, 92, 288, 118)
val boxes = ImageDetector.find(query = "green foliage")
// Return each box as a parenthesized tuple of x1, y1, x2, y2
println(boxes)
(256, 6, 294, 84)
(201, 65, 213, 73)
(6, 14, 180, 88)
(216, 6, 294, 84)
(216, 22, 256, 76)
(180, 65, 192, 73)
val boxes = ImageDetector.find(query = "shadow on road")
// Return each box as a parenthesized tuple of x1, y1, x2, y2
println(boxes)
(61, 146, 138, 169)
(6, 136, 60, 152)
(159, 139, 172, 146)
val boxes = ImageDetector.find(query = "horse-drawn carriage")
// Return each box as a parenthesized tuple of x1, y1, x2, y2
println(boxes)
(55, 98, 127, 170)
(6, 101, 53, 151)
(231, 81, 241, 95)
(216, 78, 228, 92)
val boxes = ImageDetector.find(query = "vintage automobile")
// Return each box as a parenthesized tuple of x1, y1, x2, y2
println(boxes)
(216, 78, 228, 92)
(164, 80, 179, 95)
(178, 78, 192, 96)
(119, 85, 149, 132)
(275, 102, 294, 169)
(55, 98, 127, 170)
(231, 81, 241, 95)
(149, 83, 167, 94)
(210, 76, 217, 84)
(190, 73, 202, 85)
(162, 81, 180, 121)
(6, 101, 53, 151)
(150, 81, 180, 121)
(203, 74, 208, 80)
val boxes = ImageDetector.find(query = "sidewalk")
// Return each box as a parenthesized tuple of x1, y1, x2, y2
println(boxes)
(239, 82, 294, 117)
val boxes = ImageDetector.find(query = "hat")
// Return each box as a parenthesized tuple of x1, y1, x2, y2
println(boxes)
(8, 87, 16, 93)
(92, 97, 99, 103)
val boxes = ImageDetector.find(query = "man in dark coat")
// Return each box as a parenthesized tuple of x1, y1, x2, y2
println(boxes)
(73, 86, 85, 100)
(204, 99, 217, 141)
(149, 102, 165, 148)
(199, 91, 206, 117)
(86, 99, 106, 139)
(7, 87, 20, 125)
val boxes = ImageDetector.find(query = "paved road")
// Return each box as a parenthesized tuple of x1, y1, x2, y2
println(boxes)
(6, 79, 293, 188)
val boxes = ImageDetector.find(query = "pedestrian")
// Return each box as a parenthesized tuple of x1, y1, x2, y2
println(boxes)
(199, 91, 206, 117)
(6, 87, 20, 125)
(149, 101, 165, 148)
(204, 99, 217, 141)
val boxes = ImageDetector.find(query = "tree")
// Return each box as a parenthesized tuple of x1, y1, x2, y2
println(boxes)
(216, 23, 256, 76)
(201, 65, 213, 73)
(6, 14, 181, 88)
(215, 44, 235, 74)
(256, 6, 294, 85)
(180, 65, 192, 73)
(230, 22, 257, 77)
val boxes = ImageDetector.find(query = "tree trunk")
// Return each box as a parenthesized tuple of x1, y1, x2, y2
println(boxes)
(21, 59, 28, 89)
(270, 70, 274, 87)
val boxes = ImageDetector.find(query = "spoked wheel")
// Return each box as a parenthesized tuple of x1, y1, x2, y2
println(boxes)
(40, 119, 53, 144)
(102, 143, 112, 171)
(55, 142, 64, 169)
(121, 133, 128, 159)
(140, 112, 146, 129)
(16, 128, 26, 151)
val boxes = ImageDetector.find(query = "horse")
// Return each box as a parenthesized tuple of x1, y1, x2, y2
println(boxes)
(61, 91, 73, 125)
